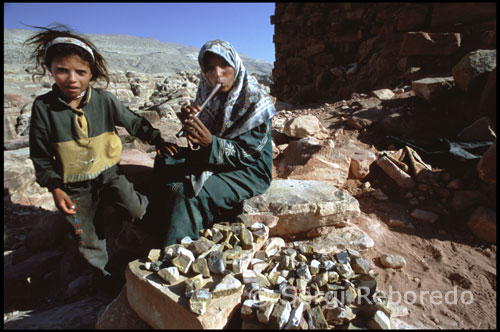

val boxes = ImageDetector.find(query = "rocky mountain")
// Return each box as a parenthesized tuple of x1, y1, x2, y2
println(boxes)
(4, 29, 273, 75)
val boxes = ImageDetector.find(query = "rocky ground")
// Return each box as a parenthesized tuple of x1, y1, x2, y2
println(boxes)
(4, 87, 496, 329)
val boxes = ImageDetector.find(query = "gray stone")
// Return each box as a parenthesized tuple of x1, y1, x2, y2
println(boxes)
(452, 49, 497, 92)
(243, 180, 360, 238)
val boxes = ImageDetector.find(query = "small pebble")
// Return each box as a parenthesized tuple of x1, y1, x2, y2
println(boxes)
(380, 254, 406, 269)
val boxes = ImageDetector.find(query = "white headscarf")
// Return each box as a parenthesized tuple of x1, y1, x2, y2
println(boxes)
(190, 40, 276, 196)
(195, 39, 276, 139)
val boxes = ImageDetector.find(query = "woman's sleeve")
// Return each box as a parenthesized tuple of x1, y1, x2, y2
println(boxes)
(206, 119, 272, 169)
(29, 104, 63, 191)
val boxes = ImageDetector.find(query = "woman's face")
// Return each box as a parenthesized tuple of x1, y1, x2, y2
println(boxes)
(203, 52, 235, 93)
(50, 54, 92, 102)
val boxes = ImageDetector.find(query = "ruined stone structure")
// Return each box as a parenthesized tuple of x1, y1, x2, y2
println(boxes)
(271, 3, 496, 104)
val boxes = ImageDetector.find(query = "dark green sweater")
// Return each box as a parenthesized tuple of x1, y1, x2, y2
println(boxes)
(29, 85, 165, 191)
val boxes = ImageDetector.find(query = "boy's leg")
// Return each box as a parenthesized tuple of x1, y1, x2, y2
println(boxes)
(102, 166, 149, 223)
(64, 187, 110, 276)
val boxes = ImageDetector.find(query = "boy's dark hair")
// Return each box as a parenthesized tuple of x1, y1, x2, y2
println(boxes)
(24, 23, 110, 88)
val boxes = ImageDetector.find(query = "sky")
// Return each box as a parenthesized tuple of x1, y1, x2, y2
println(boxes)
(4, 2, 276, 63)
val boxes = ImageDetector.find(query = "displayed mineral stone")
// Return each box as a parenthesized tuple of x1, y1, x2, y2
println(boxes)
(185, 274, 204, 297)
(252, 228, 268, 244)
(313, 271, 329, 287)
(343, 286, 358, 305)
(241, 299, 259, 321)
(207, 250, 226, 274)
(157, 266, 180, 285)
(270, 299, 292, 329)
(351, 256, 371, 274)
(172, 247, 195, 274)
(335, 250, 351, 264)
(336, 262, 354, 279)
(257, 288, 281, 303)
(180, 236, 193, 246)
(189, 288, 212, 316)
(306, 305, 329, 329)
(242, 269, 257, 284)
(285, 301, 305, 329)
(192, 257, 210, 278)
(256, 301, 275, 324)
(211, 229, 224, 243)
(189, 237, 215, 256)
(240, 227, 254, 250)
(367, 310, 392, 329)
(265, 237, 285, 257)
(147, 248, 161, 262)
(354, 274, 378, 296)
(233, 252, 251, 273)
(322, 260, 335, 271)
(254, 270, 272, 288)
(296, 264, 312, 282)
(224, 246, 242, 260)
(162, 244, 181, 262)
(251, 258, 269, 274)
(212, 274, 242, 299)
(310, 259, 321, 275)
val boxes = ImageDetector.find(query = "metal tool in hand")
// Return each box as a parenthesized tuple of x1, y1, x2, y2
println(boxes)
(175, 83, 222, 138)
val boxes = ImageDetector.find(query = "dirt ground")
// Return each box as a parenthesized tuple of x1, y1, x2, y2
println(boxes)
(4, 93, 496, 329)
(291, 94, 497, 329)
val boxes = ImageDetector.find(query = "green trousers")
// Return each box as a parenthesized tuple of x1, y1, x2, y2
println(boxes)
(63, 165, 148, 276)
(149, 150, 262, 246)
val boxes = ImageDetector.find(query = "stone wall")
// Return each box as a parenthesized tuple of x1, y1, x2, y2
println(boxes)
(271, 3, 496, 104)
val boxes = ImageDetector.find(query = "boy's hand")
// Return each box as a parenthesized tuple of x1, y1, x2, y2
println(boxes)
(156, 142, 179, 157)
(52, 188, 77, 215)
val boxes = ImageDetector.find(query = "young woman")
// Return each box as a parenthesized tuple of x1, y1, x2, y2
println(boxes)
(150, 39, 276, 246)
(26, 24, 169, 276)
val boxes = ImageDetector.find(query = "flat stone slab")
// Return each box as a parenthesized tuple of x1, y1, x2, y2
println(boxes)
(126, 259, 243, 329)
(300, 224, 375, 254)
(125, 226, 269, 329)
(96, 285, 151, 329)
(242, 179, 360, 237)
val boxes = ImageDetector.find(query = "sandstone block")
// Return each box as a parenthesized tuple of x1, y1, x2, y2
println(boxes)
(400, 32, 461, 56)
(467, 206, 496, 244)
(283, 114, 328, 138)
(96, 285, 151, 329)
(411, 77, 454, 103)
(242, 180, 360, 238)
(125, 259, 244, 329)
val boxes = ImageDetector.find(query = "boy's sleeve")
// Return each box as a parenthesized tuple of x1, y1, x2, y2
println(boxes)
(29, 105, 63, 191)
(110, 94, 166, 148)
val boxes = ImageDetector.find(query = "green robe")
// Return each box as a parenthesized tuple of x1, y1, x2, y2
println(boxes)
(148, 119, 273, 246)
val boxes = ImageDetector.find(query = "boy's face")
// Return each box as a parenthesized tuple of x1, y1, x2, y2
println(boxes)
(203, 52, 236, 93)
(50, 54, 92, 101)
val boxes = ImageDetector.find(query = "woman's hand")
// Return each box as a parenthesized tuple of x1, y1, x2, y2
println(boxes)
(52, 188, 77, 215)
(178, 105, 201, 125)
(185, 114, 213, 148)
